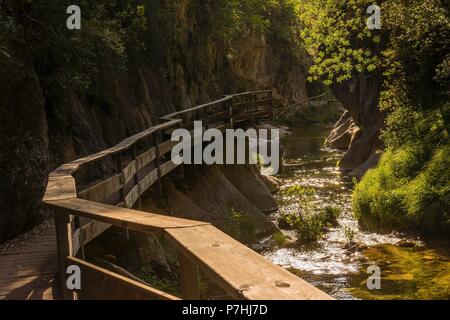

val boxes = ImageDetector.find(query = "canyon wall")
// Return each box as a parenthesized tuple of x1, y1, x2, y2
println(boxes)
(0, 2, 308, 242)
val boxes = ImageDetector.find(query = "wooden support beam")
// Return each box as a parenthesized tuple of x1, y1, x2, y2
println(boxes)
(154, 132, 163, 197)
(179, 254, 201, 300)
(131, 145, 142, 210)
(78, 174, 122, 202)
(55, 211, 75, 300)
(67, 257, 179, 300)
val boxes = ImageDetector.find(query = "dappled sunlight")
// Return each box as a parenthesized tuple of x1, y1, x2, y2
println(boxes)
(262, 125, 450, 300)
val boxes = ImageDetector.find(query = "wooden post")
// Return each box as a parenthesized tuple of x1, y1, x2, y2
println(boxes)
(228, 98, 234, 129)
(269, 90, 274, 120)
(115, 153, 125, 205)
(131, 145, 142, 210)
(154, 131, 163, 197)
(115, 152, 129, 239)
(250, 93, 255, 125)
(55, 210, 76, 300)
(179, 254, 201, 300)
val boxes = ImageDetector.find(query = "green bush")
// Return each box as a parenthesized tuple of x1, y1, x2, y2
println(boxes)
(223, 208, 257, 243)
(272, 232, 288, 246)
(353, 143, 450, 234)
(279, 206, 340, 243)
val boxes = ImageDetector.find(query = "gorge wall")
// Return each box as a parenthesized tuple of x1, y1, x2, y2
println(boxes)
(326, 74, 385, 178)
(0, 1, 308, 242)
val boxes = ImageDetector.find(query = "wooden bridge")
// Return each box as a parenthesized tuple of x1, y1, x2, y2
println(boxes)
(0, 91, 332, 300)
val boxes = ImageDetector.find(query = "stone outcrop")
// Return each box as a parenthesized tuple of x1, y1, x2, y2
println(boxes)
(0, 21, 49, 241)
(325, 111, 357, 150)
(328, 74, 385, 178)
(143, 165, 279, 243)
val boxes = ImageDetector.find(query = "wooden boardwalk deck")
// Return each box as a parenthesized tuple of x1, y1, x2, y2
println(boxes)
(0, 220, 60, 300)
(0, 91, 332, 300)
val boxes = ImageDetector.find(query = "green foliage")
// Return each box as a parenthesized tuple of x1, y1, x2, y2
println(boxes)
(278, 184, 341, 241)
(223, 208, 257, 243)
(322, 205, 341, 226)
(353, 140, 450, 234)
(280, 101, 343, 126)
(341, 0, 450, 235)
(296, 0, 381, 84)
(272, 231, 288, 246)
(138, 265, 181, 297)
(382, 0, 450, 110)
(279, 206, 340, 243)
(279, 208, 337, 243)
(343, 226, 356, 243)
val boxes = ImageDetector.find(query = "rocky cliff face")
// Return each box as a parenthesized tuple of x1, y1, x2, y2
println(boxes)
(0, 21, 49, 241)
(326, 74, 385, 178)
(0, 5, 308, 242)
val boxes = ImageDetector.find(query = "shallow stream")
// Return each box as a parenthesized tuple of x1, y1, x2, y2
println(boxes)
(262, 125, 450, 300)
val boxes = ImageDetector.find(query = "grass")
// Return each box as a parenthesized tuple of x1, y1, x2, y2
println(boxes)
(353, 143, 450, 234)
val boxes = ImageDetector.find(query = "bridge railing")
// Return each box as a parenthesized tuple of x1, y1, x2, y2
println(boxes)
(43, 90, 332, 300)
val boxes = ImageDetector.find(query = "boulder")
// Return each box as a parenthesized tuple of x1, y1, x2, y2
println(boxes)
(330, 73, 385, 176)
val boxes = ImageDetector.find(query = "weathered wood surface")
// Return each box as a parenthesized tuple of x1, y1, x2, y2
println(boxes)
(179, 254, 201, 300)
(0, 225, 60, 300)
(166, 225, 332, 300)
(33, 90, 333, 300)
(78, 174, 122, 202)
(48, 198, 331, 300)
(67, 257, 179, 300)
(43, 119, 181, 203)
(47, 198, 210, 234)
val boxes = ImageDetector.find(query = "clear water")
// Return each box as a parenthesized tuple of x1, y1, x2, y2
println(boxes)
(262, 125, 450, 300)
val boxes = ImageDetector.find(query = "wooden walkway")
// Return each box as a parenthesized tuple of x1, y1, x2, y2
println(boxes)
(0, 91, 333, 300)
(0, 220, 60, 300)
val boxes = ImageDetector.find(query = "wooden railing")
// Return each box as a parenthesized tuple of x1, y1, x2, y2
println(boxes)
(43, 90, 332, 300)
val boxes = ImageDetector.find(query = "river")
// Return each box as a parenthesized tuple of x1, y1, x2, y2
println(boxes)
(262, 125, 450, 300)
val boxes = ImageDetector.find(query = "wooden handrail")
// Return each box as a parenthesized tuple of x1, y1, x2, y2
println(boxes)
(43, 90, 332, 300)
(275, 92, 329, 119)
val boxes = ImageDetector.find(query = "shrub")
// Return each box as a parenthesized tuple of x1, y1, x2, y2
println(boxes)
(272, 232, 288, 246)
(322, 206, 341, 226)
(223, 208, 257, 243)
(280, 205, 341, 243)
(353, 143, 450, 234)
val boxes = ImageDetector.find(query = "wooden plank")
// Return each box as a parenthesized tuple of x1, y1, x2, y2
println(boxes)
(43, 176, 76, 202)
(78, 221, 111, 246)
(136, 147, 156, 171)
(138, 169, 159, 195)
(43, 119, 181, 203)
(158, 140, 177, 156)
(0, 251, 58, 279)
(0, 274, 59, 300)
(165, 225, 332, 300)
(124, 184, 140, 209)
(179, 254, 200, 300)
(78, 174, 122, 202)
(206, 110, 230, 123)
(55, 212, 75, 300)
(160, 161, 179, 178)
(216, 123, 233, 132)
(122, 160, 137, 184)
(47, 198, 210, 235)
(67, 257, 179, 300)
(72, 228, 81, 256)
